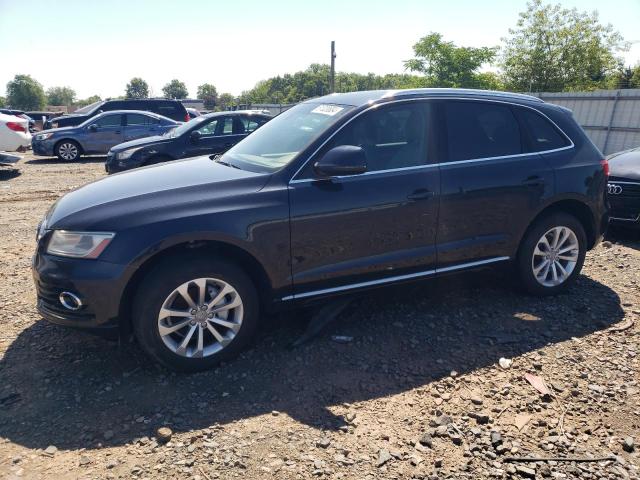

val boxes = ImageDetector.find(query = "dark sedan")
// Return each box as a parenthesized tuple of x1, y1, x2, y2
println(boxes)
(607, 146, 640, 228)
(105, 111, 271, 173)
(32, 111, 179, 161)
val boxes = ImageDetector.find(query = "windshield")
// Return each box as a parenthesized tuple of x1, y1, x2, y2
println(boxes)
(163, 116, 207, 138)
(220, 102, 354, 173)
(74, 101, 103, 115)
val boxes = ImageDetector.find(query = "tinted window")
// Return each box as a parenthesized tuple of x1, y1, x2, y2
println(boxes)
(195, 118, 218, 135)
(321, 102, 429, 172)
(158, 103, 179, 117)
(126, 113, 154, 126)
(94, 114, 121, 127)
(444, 101, 521, 162)
(518, 108, 569, 152)
(241, 116, 267, 133)
(103, 101, 125, 111)
(221, 117, 234, 135)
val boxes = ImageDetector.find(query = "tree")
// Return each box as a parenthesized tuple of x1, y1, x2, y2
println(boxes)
(606, 64, 640, 89)
(162, 79, 188, 99)
(6, 74, 46, 110)
(125, 77, 150, 99)
(0, 96, 5, 108)
(75, 95, 102, 108)
(216, 93, 235, 111)
(404, 33, 498, 88)
(197, 83, 218, 109)
(501, 0, 628, 92)
(46, 86, 76, 106)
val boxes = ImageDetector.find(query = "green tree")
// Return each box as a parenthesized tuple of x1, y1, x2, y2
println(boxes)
(216, 92, 235, 111)
(75, 95, 102, 108)
(606, 64, 640, 89)
(0, 96, 5, 107)
(162, 79, 188, 99)
(501, 0, 628, 92)
(197, 83, 218, 109)
(6, 74, 46, 110)
(404, 32, 498, 88)
(125, 77, 149, 98)
(46, 86, 76, 106)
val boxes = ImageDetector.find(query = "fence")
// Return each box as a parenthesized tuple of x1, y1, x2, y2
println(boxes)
(533, 89, 640, 155)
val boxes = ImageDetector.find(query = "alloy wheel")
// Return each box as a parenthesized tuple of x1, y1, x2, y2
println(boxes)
(157, 277, 243, 358)
(58, 143, 78, 160)
(531, 226, 579, 287)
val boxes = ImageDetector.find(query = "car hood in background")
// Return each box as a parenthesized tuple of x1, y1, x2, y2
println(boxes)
(109, 135, 171, 152)
(45, 156, 270, 231)
(608, 147, 640, 181)
(36, 126, 79, 136)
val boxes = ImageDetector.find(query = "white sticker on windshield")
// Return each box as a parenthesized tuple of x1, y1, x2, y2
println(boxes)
(311, 105, 344, 116)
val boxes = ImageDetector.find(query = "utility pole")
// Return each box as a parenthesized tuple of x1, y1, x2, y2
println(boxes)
(330, 41, 336, 93)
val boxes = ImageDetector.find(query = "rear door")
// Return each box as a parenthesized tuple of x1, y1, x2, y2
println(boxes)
(124, 113, 158, 141)
(84, 113, 124, 153)
(435, 100, 555, 267)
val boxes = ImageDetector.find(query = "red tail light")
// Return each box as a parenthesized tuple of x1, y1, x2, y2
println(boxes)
(6, 122, 26, 133)
(600, 159, 610, 177)
(184, 113, 190, 122)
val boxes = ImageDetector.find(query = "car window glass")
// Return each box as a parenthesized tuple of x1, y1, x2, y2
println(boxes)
(518, 108, 569, 152)
(317, 102, 429, 173)
(196, 119, 218, 135)
(221, 117, 234, 135)
(103, 102, 123, 111)
(444, 101, 521, 162)
(126, 113, 153, 126)
(158, 104, 178, 117)
(94, 114, 121, 127)
(241, 117, 262, 133)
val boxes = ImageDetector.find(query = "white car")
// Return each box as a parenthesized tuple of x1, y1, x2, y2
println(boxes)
(0, 112, 31, 152)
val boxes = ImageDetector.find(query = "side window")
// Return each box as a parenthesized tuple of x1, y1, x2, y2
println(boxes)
(318, 102, 430, 173)
(126, 113, 153, 126)
(195, 118, 218, 135)
(220, 117, 234, 135)
(240, 116, 267, 133)
(444, 101, 521, 162)
(157, 103, 179, 118)
(517, 108, 570, 152)
(103, 102, 124, 111)
(94, 114, 122, 127)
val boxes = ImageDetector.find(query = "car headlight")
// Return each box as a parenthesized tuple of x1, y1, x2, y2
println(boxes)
(35, 133, 54, 141)
(116, 147, 144, 160)
(46, 231, 115, 259)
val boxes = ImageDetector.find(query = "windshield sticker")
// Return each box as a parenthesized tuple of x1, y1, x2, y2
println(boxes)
(311, 105, 344, 116)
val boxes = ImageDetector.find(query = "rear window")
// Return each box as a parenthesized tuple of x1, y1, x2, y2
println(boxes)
(517, 108, 570, 152)
(444, 101, 521, 162)
(157, 102, 181, 118)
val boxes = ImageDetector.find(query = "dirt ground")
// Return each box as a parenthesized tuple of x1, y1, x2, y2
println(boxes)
(0, 153, 638, 480)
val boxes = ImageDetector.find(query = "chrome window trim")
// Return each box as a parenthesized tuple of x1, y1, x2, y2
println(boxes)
(288, 96, 574, 185)
(281, 256, 509, 301)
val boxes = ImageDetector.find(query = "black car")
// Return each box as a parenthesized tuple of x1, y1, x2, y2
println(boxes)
(607, 146, 640, 228)
(33, 88, 608, 372)
(44, 99, 189, 129)
(105, 111, 271, 173)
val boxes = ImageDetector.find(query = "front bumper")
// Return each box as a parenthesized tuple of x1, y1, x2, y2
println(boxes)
(31, 138, 56, 156)
(32, 248, 129, 335)
(105, 152, 145, 174)
(608, 181, 640, 229)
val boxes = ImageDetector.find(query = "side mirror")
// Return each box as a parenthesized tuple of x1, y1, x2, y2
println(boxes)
(88, 124, 98, 132)
(190, 130, 202, 143)
(314, 145, 367, 177)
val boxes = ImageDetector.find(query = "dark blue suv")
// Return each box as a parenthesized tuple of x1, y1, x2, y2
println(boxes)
(33, 88, 608, 371)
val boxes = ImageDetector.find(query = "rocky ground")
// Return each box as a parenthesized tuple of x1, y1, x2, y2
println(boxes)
(0, 154, 638, 480)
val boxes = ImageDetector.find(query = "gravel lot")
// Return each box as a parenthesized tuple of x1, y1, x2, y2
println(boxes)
(0, 154, 638, 479)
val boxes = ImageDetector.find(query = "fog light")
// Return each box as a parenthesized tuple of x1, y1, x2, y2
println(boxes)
(59, 291, 82, 311)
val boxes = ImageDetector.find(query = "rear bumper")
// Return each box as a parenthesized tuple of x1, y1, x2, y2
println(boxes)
(2, 131, 31, 151)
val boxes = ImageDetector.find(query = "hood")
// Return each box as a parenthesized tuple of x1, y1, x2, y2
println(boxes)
(608, 148, 640, 181)
(37, 125, 78, 136)
(109, 135, 169, 152)
(46, 156, 269, 231)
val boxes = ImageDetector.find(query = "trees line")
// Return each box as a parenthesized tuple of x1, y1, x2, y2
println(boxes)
(2, 0, 638, 111)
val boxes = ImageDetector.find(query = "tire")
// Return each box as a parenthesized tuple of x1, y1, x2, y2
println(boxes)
(132, 254, 259, 372)
(516, 212, 587, 296)
(55, 140, 81, 161)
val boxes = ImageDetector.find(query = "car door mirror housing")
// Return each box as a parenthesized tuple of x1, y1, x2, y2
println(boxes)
(88, 124, 98, 132)
(190, 130, 202, 143)
(314, 145, 367, 177)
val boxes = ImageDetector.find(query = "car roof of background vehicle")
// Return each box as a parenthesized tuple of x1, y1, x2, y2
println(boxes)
(200, 110, 272, 119)
(304, 88, 545, 107)
(91, 110, 177, 120)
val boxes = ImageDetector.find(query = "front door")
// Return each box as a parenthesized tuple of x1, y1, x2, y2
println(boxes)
(84, 113, 124, 153)
(288, 101, 440, 298)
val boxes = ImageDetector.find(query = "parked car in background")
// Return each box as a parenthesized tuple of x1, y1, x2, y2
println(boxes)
(186, 108, 201, 119)
(33, 111, 179, 161)
(0, 109, 35, 132)
(607, 146, 640, 229)
(33, 88, 608, 371)
(0, 112, 31, 151)
(106, 111, 271, 173)
(27, 111, 63, 131)
(44, 99, 189, 129)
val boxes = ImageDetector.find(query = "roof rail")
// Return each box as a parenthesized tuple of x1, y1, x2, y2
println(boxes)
(390, 88, 544, 103)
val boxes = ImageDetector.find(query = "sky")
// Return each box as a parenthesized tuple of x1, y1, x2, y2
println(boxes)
(1, 0, 639, 99)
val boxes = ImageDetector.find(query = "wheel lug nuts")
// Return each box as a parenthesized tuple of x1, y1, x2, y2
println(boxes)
(208, 313, 213, 318)
(190, 309, 197, 315)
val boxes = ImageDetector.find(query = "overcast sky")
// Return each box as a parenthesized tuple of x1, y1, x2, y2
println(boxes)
(1, 0, 639, 99)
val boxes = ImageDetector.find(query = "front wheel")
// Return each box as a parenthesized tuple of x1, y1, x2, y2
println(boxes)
(516, 213, 587, 296)
(55, 140, 81, 161)
(132, 255, 259, 372)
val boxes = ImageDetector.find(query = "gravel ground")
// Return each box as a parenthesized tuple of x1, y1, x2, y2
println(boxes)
(0, 154, 638, 480)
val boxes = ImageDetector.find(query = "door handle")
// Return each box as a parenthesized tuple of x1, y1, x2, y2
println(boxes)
(522, 176, 543, 187)
(115, 130, 121, 134)
(407, 189, 435, 201)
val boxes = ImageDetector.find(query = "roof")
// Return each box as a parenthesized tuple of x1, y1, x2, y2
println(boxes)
(201, 110, 272, 119)
(305, 88, 544, 107)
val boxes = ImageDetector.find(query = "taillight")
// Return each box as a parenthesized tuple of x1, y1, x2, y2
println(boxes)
(600, 159, 610, 177)
(184, 113, 190, 122)
(6, 122, 26, 133)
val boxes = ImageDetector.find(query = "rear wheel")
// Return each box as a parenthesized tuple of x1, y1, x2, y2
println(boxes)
(516, 213, 586, 295)
(132, 255, 259, 372)
(55, 140, 81, 161)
